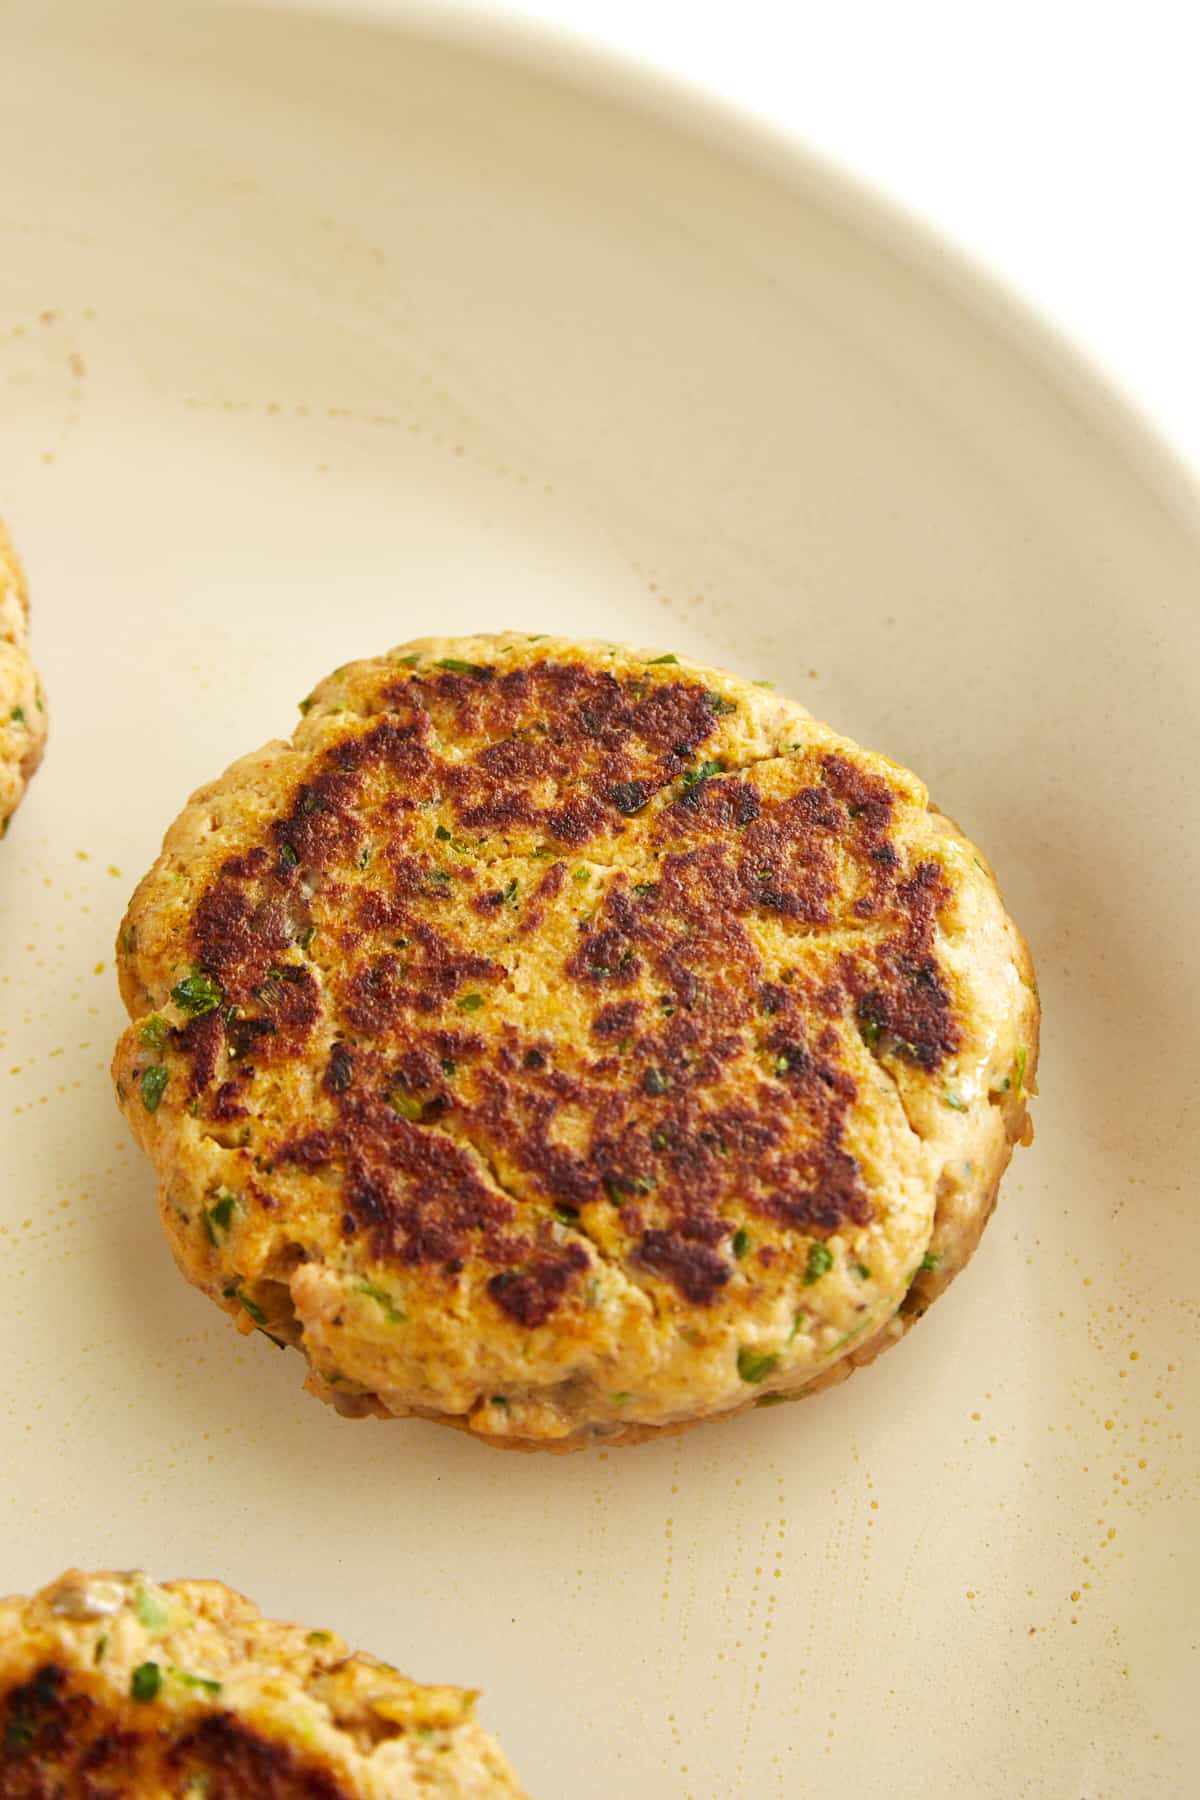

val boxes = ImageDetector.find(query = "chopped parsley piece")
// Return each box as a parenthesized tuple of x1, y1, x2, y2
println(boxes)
(10, 706, 25, 726)
(237, 1291, 266, 1326)
(489, 1395, 510, 1409)
(130, 1662, 161, 1703)
(737, 1347, 778, 1384)
(859, 1015, 882, 1048)
(140, 1065, 168, 1113)
(632, 882, 655, 898)
(169, 1667, 222, 1697)
(920, 1251, 943, 1272)
(135, 1586, 168, 1630)
(804, 1242, 834, 1284)
(502, 878, 519, 907)
(278, 842, 299, 869)
(171, 969, 223, 1015)
(642, 1068, 670, 1096)
(732, 1227, 751, 1260)
(435, 657, 488, 676)
(457, 992, 484, 1012)
(554, 1205, 580, 1227)
(704, 690, 737, 715)
(435, 824, 452, 841)
(297, 924, 317, 951)
(139, 1015, 168, 1050)
(645, 652, 678, 665)
(356, 846, 371, 869)
(573, 867, 590, 883)
(357, 1281, 406, 1324)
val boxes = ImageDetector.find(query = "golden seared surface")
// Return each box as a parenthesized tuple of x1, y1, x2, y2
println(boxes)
(112, 636, 1038, 1448)
(0, 1570, 527, 1799)
(0, 522, 47, 836)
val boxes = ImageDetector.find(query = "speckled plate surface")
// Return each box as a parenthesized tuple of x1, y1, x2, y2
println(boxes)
(1, 3, 1196, 1795)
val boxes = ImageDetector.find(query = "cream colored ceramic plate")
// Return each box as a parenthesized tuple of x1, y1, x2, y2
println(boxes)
(1, 3, 1196, 1794)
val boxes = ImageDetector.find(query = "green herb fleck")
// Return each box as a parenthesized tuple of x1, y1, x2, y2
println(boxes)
(573, 867, 590, 883)
(130, 1662, 161, 1703)
(704, 690, 737, 715)
(169, 1667, 222, 1697)
(140, 1065, 168, 1113)
(388, 1088, 424, 1121)
(920, 1251, 943, 1272)
(737, 1347, 779, 1384)
(645, 652, 678, 665)
(298, 695, 314, 714)
(632, 882, 655, 898)
(1012, 1046, 1028, 1093)
(732, 1227, 751, 1260)
(139, 1015, 168, 1050)
(10, 706, 25, 726)
(681, 759, 723, 791)
(237, 1291, 266, 1326)
(94, 1633, 109, 1664)
(554, 1205, 580, 1227)
(610, 1391, 636, 1406)
(171, 969, 223, 1015)
(752, 679, 774, 688)
(804, 1242, 834, 1284)
(279, 843, 299, 869)
(135, 1586, 168, 1630)
(297, 924, 317, 951)
(399, 653, 421, 668)
(859, 1016, 881, 1048)
(944, 1090, 968, 1111)
(306, 1630, 334, 1646)
(357, 1281, 406, 1324)
(642, 1067, 670, 1097)
(854, 1262, 871, 1280)
(435, 657, 487, 676)
(203, 1193, 236, 1245)
(356, 846, 371, 869)
(489, 1395, 509, 1409)
(457, 992, 484, 1012)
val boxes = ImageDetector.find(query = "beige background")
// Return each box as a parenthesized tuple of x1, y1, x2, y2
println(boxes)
(0, 3, 1196, 1794)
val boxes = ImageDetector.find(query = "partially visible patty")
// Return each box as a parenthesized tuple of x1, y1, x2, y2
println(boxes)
(0, 522, 47, 836)
(113, 634, 1038, 1449)
(0, 1570, 527, 1798)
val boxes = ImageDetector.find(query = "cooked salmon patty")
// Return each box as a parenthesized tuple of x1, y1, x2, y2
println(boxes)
(112, 635, 1038, 1449)
(0, 1569, 526, 1798)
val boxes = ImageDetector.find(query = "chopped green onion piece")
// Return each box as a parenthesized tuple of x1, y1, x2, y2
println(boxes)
(732, 1227, 751, 1260)
(1013, 1046, 1028, 1093)
(737, 1347, 778, 1384)
(457, 992, 484, 1012)
(645, 652, 678, 665)
(681, 759, 723, 790)
(171, 969, 223, 1015)
(357, 1281, 405, 1324)
(297, 924, 317, 951)
(130, 1662, 161, 1703)
(435, 657, 488, 676)
(279, 843, 299, 869)
(237, 1291, 267, 1326)
(10, 706, 25, 725)
(704, 690, 737, 715)
(489, 1395, 509, 1409)
(140, 1065, 168, 1113)
(135, 1587, 168, 1630)
(804, 1243, 834, 1285)
(388, 1089, 424, 1120)
(399, 653, 420, 667)
(944, 1090, 967, 1111)
(169, 1667, 222, 1697)
(573, 867, 590, 883)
